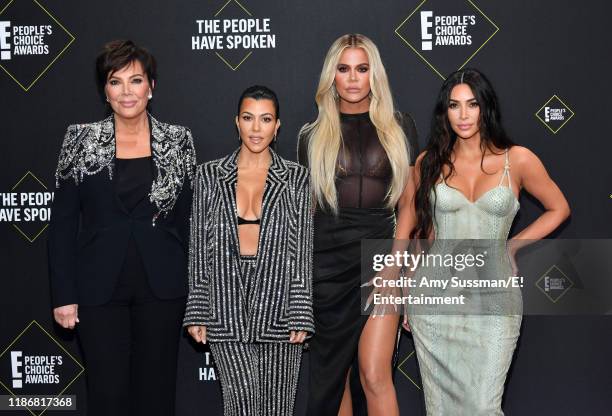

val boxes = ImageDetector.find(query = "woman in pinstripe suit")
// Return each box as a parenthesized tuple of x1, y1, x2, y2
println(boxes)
(184, 85, 314, 416)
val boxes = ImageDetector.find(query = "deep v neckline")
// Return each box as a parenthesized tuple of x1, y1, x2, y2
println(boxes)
(235, 166, 269, 221)
(235, 161, 270, 258)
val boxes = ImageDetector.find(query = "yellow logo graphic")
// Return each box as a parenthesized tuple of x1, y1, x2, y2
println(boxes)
(0, 0, 75, 91)
(0, 320, 84, 416)
(397, 349, 421, 390)
(214, 0, 252, 70)
(535, 95, 575, 134)
(535, 264, 574, 303)
(395, 0, 499, 79)
(0, 171, 53, 243)
(191, 0, 276, 71)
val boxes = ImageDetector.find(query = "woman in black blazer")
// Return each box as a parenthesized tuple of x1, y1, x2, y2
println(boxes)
(184, 85, 314, 416)
(48, 40, 196, 416)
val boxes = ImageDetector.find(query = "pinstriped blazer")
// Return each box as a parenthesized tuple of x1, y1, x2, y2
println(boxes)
(183, 148, 314, 342)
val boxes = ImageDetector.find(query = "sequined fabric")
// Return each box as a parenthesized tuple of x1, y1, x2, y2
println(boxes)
(209, 256, 303, 416)
(54, 114, 196, 223)
(210, 341, 302, 416)
(183, 148, 315, 342)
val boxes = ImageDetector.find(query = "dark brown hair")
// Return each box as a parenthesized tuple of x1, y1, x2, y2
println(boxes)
(237, 85, 280, 119)
(411, 68, 514, 238)
(95, 40, 156, 100)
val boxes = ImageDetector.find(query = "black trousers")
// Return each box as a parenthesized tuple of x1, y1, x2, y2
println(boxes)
(77, 238, 185, 416)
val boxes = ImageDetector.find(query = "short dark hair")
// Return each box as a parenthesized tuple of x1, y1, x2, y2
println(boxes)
(237, 85, 280, 119)
(95, 40, 156, 98)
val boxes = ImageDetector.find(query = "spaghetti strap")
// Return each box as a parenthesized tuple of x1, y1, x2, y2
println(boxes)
(498, 149, 512, 191)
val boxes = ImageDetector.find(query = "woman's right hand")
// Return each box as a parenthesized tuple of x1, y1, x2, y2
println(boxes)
(53, 304, 79, 329)
(402, 314, 411, 332)
(187, 325, 207, 344)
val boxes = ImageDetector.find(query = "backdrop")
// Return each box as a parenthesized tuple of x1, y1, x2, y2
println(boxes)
(0, 0, 611, 415)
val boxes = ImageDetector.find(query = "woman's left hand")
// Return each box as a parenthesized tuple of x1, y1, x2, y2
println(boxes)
(507, 239, 520, 276)
(289, 330, 307, 344)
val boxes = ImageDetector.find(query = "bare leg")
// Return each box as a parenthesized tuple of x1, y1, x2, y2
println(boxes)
(337, 368, 353, 416)
(358, 314, 400, 416)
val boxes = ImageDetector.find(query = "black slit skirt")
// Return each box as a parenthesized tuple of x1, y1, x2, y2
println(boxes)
(306, 207, 396, 416)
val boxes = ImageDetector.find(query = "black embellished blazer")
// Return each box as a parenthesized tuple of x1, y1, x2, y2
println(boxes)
(183, 148, 315, 342)
(48, 115, 196, 308)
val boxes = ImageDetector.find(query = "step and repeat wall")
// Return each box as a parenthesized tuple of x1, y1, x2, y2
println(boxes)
(1, 0, 611, 415)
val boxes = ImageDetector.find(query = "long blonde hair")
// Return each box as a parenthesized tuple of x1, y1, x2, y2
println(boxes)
(300, 34, 410, 213)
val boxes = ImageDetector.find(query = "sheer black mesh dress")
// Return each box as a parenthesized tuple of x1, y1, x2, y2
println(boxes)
(298, 111, 418, 416)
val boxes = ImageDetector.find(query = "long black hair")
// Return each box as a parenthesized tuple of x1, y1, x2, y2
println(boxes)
(411, 68, 514, 238)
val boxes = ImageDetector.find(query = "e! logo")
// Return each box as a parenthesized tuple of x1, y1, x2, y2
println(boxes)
(0, 21, 11, 60)
(10, 351, 22, 388)
(420, 11, 433, 51)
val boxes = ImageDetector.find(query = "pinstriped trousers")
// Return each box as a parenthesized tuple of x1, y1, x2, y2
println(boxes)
(209, 256, 303, 416)
(210, 342, 302, 416)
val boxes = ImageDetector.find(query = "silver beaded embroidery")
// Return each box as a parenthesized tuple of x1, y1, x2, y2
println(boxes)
(55, 114, 196, 224)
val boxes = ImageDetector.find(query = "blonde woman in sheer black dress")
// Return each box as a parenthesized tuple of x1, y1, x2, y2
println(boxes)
(299, 34, 419, 416)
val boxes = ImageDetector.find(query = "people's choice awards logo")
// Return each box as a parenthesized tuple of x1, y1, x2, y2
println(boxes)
(395, 0, 498, 79)
(0, 0, 74, 91)
(535, 95, 575, 134)
(0, 321, 83, 414)
(191, 0, 276, 71)
(397, 350, 421, 391)
(0, 171, 53, 243)
(535, 265, 574, 303)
